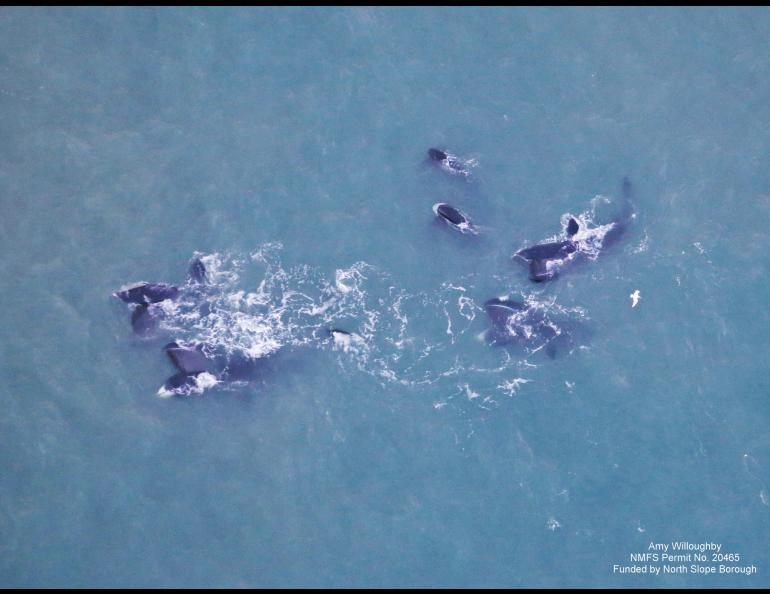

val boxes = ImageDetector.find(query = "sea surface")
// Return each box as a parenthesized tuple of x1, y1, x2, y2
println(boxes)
(1, 6, 769, 588)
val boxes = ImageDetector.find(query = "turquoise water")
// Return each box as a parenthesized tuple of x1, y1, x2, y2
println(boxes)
(1, 6, 769, 587)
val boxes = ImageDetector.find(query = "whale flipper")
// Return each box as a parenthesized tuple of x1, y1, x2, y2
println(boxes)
(566, 218, 579, 237)
(114, 282, 179, 305)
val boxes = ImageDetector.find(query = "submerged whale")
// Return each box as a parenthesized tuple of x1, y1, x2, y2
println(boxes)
(433, 202, 476, 234)
(514, 177, 635, 282)
(483, 296, 584, 358)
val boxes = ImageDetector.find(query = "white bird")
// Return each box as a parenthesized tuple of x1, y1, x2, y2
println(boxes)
(629, 289, 641, 308)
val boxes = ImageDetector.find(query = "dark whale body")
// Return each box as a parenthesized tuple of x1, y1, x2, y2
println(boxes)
(483, 297, 583, 359)
(428, 148, 447, 161)
(484, 297, 527, 329)
(515, 241, 576, 283)
(435, 203, 467, 226)
(517, 240, 576, 261)
(515, 177, 635, 282)
(160, 341, 272, 395)
(433, 202, 474, 233)
(328, 328, 351, 338)
(114, 282, 179, 305)
(426, 147, 469, 176)
(165, 341, 215, 375)
(114, 256, 208, 337)
(131, 304, 162, 337)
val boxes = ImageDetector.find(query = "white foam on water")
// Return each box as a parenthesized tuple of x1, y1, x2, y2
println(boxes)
(498, 377, 531, 397)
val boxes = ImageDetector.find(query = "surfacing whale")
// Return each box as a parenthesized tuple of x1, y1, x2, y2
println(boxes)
(427, 147, 471, 177)
(113, 256, 208, 337)
(514, 177, 635, 282)
(159, 340, 274, 397)
(433, 202, 476, 234)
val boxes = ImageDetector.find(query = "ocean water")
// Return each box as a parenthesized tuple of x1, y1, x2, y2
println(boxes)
(1, 6, 769, 588)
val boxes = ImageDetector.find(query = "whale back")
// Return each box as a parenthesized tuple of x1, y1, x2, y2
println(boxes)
(435, 203, 466, 226)
(517, 240, 576, 261)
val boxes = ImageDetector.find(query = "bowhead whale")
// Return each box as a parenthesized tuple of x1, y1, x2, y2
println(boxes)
(433, 203, 476, 234)
(160, 340, 274, 396)
(114, 256, 208, 337)
(427, 147, 470, 177)
(514, 177, 635, 282)
(483, 296, 584, 358)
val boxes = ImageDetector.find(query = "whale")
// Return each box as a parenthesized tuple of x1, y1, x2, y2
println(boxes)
(484, 297, 527, 329)
(114, 256, 208, 336)
(114, 282, 179, 305)
(427, 147, 470, 177)
(517, 239, 577, 261)
(483, 297, 584, 358)
(600, 176, 635, 248)
(159, 340, 273, 396)
(433, 203, 476, 234)
(130, 304, 163, 337)
(514, 178, 635, 282)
